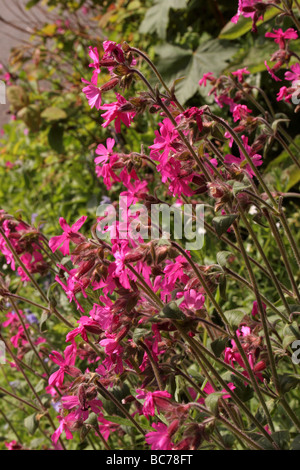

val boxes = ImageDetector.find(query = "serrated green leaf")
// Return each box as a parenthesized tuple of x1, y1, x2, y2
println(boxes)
(155, 40, 237, 103)
(139, 0, 187, 39)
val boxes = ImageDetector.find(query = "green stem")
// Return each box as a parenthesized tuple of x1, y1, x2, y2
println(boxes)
(205, 112, 278, 207)
(0, 385, 40, 411)
(178, 326, 278, 447)
(0, 227, 74, 329)
(237, 204, 291, 320)
(138, 340, 164, 391)
(0, 407, 22, 442)
(95, 380, 146, 436)
(233, 222, 280, 394)
(265, 212, 300, 302)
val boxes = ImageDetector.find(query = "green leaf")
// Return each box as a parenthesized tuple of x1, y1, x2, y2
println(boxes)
(224, 309, 247, 329)
(35, 379, 45, 394)
(7, 86, 29, 111)
(84, 412, 98, 427)
(218, 274, 227, 301)
(155, 39, 237, 103)
(39, 311, 50, 333)
(24, 350, 35, 368)
(48, 124, 64, 153)
(278, 374, 300, 394)
(223, 373, 254, 402)
(283, 166, 300, 192)
(219, 7, 279, 40)
(268, 134, 300, 165)
(17, 105, 40, 132)
(133, 328, 148, 344)
(272, 431, 290, 450)
(139, 0, 188, 39)
(24, 413, 38, 436)
(232, 181, 252, 196)
(217, 251, 233, 267)
(159, 301, 186, 320)
(205, 392, 223, 415)
(282, 322, 300, 349)
(41, 107, 67, 122)
(103, 415, 152, 431)
(212, 214, 238, 237)
(101, 384, 130, 417)
(291, 435, 300, 450)
(210, 337, 228, 357)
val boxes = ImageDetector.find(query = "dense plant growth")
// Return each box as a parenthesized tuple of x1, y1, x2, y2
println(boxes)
(0, 0, 300, 451)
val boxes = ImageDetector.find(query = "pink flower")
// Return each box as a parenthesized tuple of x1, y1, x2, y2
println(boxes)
(5, 441, 22, 450)
(285, 63, 300, 82)
(277, 86, 292, 103)
(97, 414, 119, 441)
(100, 93, 136, 133)
(145, 422, 175, 450)
(103, 40, 125, 64)
(66, 316, 103, 343)
(55, 267, 89, 312)
(180, 289, 205, 310)
(90, 299, 115, 331)
(61, 394, 102, 421)
(232, 104, 252, 122)
(149, 118, 179, 165)
(190, 382, 236, 405)
(88, 46, 101, 83)
(224, 135, 263, 178)
(95, 138, 116, 165)
(49, 345, 81, 388)
(199, 72, 214, 87)
(49, 215, 87, 255)
(120, 179, 148, 206)
(265, 28, 298, 50)
(251, 300, 267, 317)
(232, 68, 250, 82)
(136, 389, 172, 419)
(51, 414, 74, 444)
(265, 61, 282, 82)
(231, 0, 265, 32)
(82, 78, 102, 109)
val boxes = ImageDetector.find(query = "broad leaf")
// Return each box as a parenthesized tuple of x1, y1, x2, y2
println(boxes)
(155, 39, 237, 103)
(212, 214, 238, 237)
(139, 0, 188, 39)
(219, 7, 279, 40)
